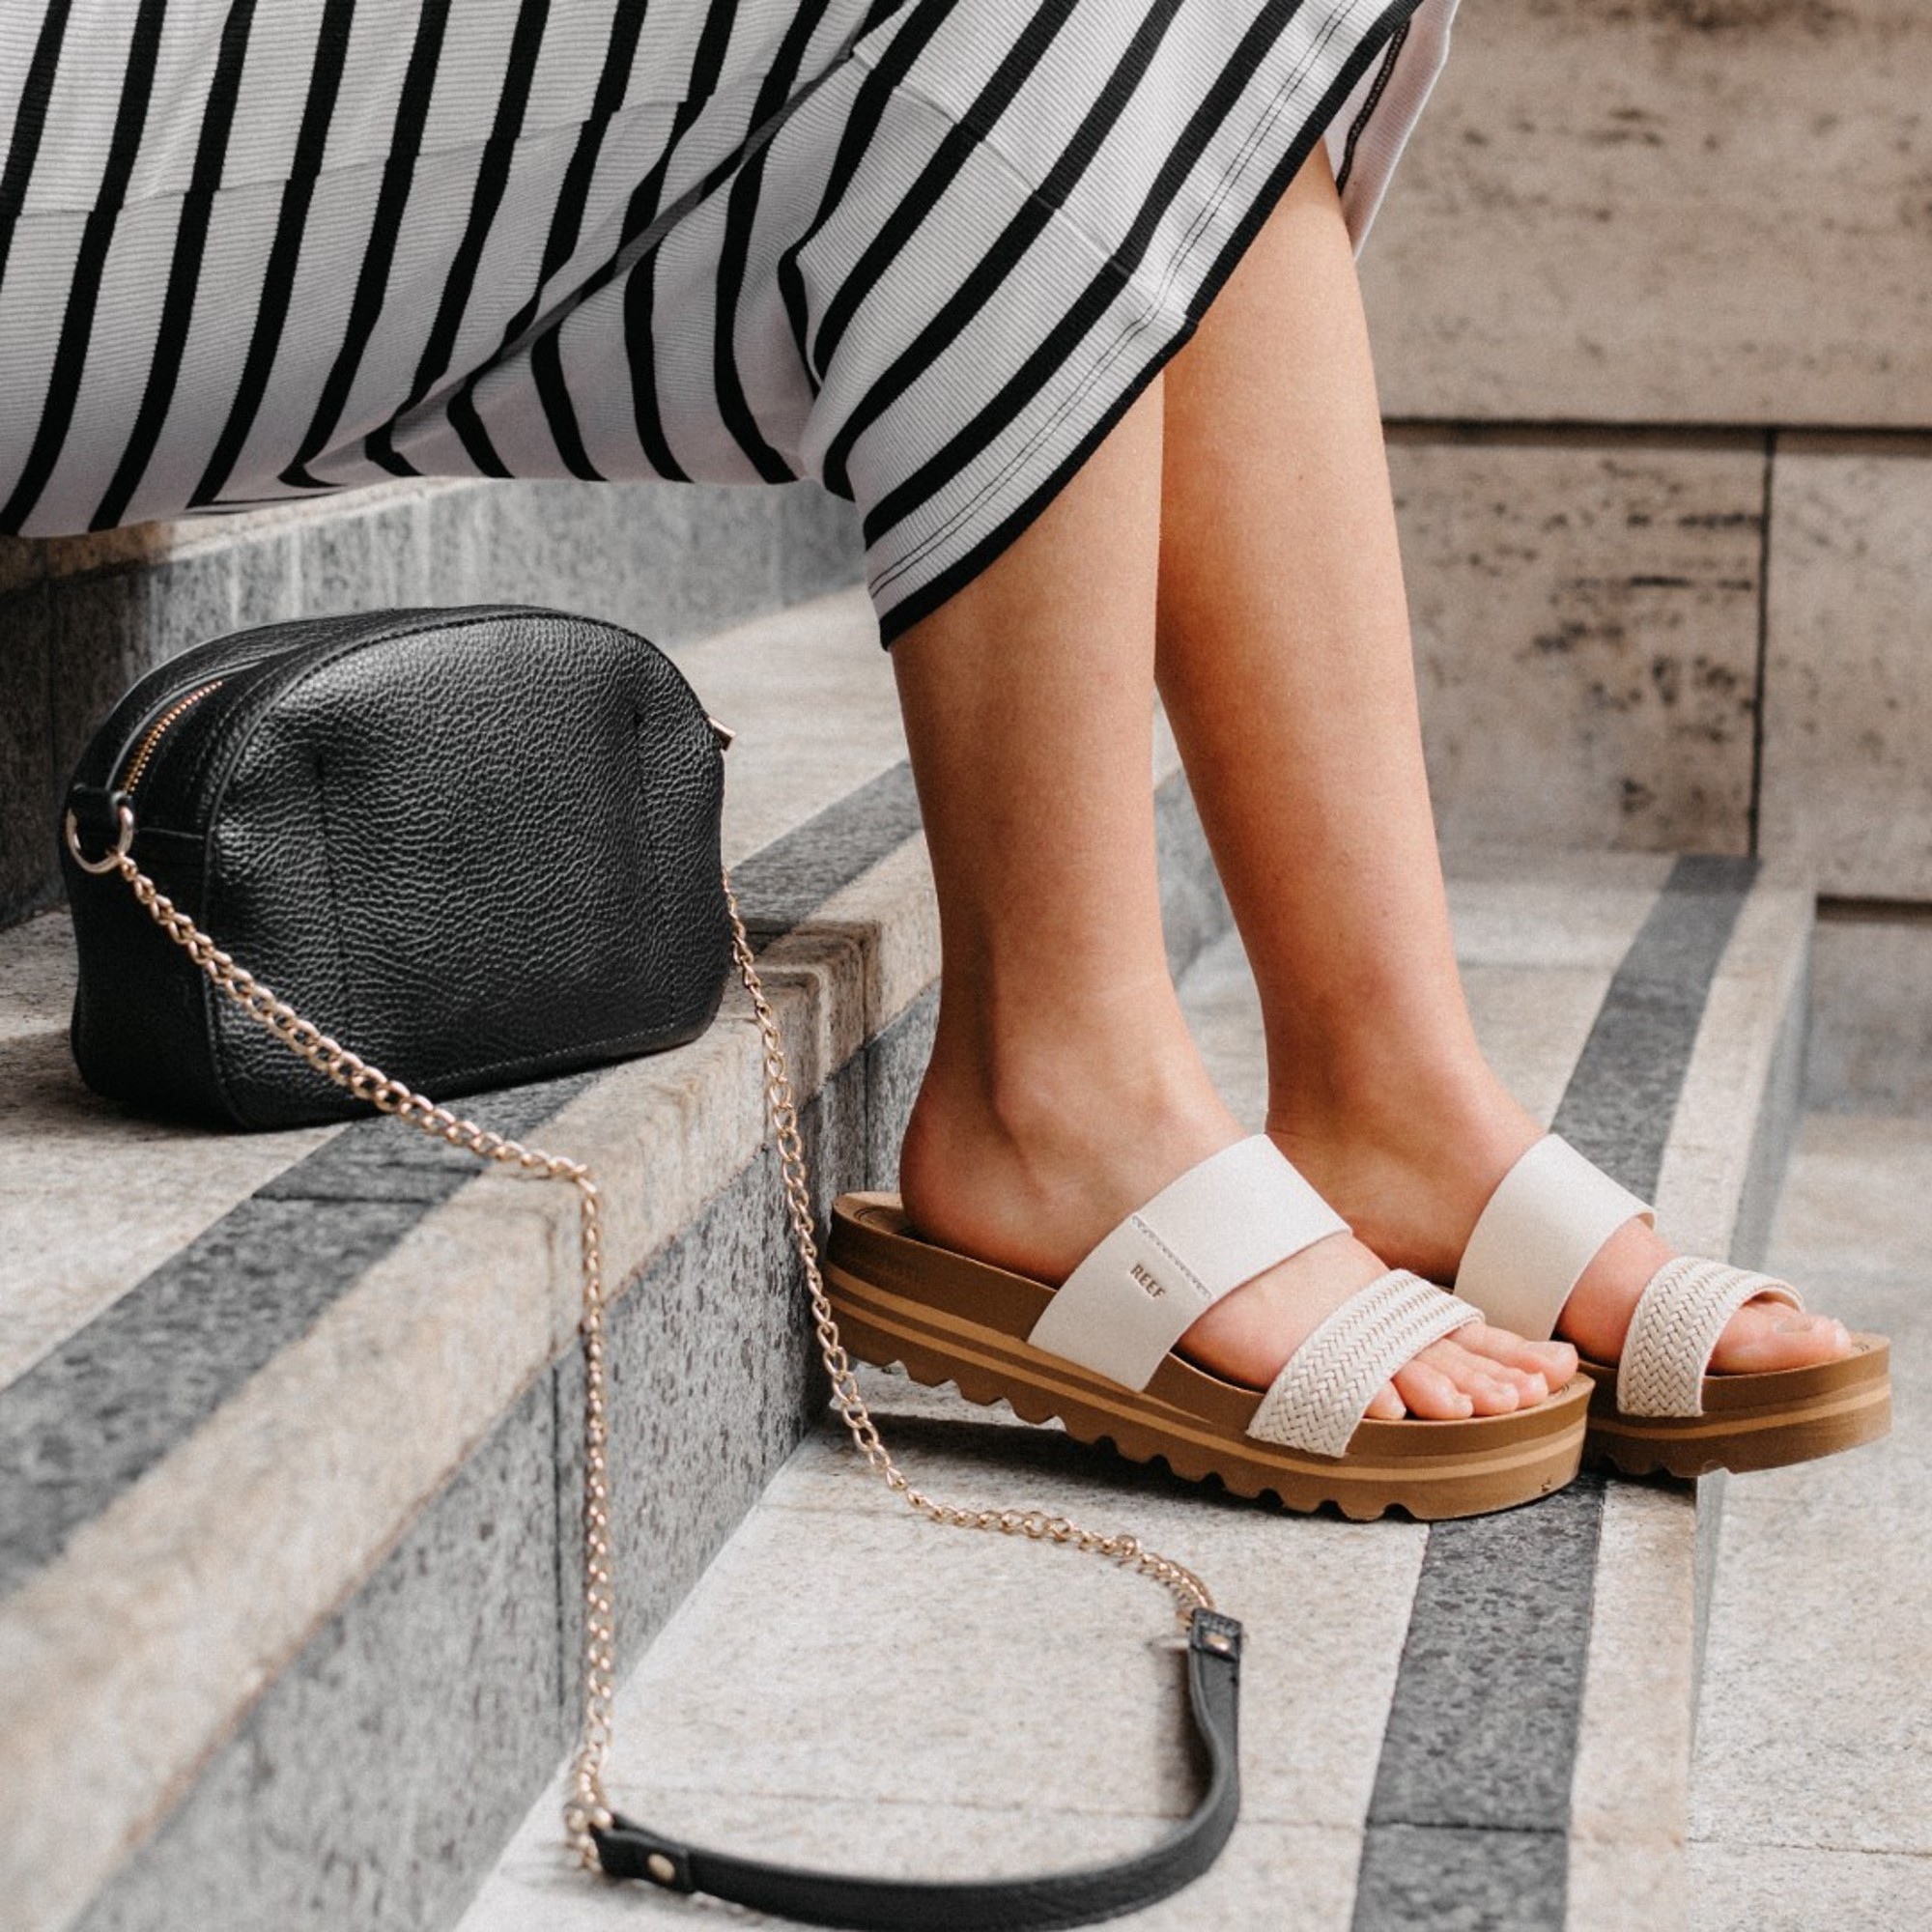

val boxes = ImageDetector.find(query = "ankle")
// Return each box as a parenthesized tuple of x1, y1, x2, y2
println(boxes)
(1267, 1043, 1533, 1176)
(1263, 1055, 1543, 1283)
(919, 969, 1222, 1139)
(907, 1038, 1235, 1193)
(898, 1008, 1240, 1279)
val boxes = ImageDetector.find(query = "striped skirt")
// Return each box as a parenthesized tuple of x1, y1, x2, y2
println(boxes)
(0, 0, 1454, 643)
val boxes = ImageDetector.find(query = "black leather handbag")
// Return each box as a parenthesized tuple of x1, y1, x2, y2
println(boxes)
(61, 606, 1240, 1931)
(61, 607, 733, 1128)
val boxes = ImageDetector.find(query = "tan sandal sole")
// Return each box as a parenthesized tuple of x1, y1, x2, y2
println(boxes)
(827, 1195, 1590, 1522)
(1577, 1337, 1891, 1479)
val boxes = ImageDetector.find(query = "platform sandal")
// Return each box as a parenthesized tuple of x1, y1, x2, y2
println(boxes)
(1453, 1134, 1892, 1478)
(824, 1135, 1592, 1521)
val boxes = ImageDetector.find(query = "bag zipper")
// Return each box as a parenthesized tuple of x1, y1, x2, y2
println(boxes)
(109, 620, 724, 805)
(119, 680, 225, 797)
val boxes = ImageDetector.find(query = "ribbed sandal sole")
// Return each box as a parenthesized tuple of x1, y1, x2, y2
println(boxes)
(1577, 1337, 1891, 1479)
(827, 1195, 1591, 1521)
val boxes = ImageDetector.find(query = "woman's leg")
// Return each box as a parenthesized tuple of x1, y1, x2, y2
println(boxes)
(1152, 142, 1848, 1373)
(889, 376, 1573, 1420)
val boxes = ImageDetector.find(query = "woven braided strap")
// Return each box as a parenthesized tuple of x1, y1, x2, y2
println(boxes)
(1617, 1257, 1803, 1417)
(1246, 1270, 1483, 1460)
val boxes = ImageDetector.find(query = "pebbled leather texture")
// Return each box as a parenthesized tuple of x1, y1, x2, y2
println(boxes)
(592, 1611, 1244, 1931)
(61, 608, 732, 1129)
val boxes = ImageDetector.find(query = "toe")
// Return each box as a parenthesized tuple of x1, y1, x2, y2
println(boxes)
(1395, 1338, 1533, 1417)
(1433, 1337, 1532, 1412)
(1709, 1298, 1853, 1376)
(1448, 1328, 1553, 1405)
(1461, 1321, 1578, 1391)
(1500, 1365, 1550, 1406)
(1390, 1353, 1475, 1420)
(1364, 1379, 1407, 1422)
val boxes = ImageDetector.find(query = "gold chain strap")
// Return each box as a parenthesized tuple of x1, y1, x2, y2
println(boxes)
(72, 808, 1214, 1872)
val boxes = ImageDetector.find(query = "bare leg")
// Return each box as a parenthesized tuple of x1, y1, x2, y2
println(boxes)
(1153, 144, 1848, 1373)
(891, 379, 1569, 1420)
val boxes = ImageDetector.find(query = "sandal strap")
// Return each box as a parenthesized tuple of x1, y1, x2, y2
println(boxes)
(1456, 1133, 1654, 1341)
(1618, 1257, 1803, 1416)
(1026, 1136, 1348, 1393)
(1247, 1270, 1483, 1460)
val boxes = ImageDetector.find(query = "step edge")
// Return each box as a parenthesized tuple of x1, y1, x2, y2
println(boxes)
(1564, 873, 1814, 1929)
(0, 873, 923, 1932)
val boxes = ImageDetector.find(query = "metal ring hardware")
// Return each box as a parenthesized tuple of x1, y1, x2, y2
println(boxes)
(64, 803, 136, 875)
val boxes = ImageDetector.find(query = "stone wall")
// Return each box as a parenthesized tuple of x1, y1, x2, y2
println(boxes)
(1363, 0, 1930, 876)
(1359, 0, 1931, 1083)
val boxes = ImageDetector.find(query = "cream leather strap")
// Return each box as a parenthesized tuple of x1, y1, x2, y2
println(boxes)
(1026, 1136, 1349, 1392)
(1247, 1271, 1483, 1460)
(1455, 1134, 1653, 1341)
(1618, 1258, 1802, 1416)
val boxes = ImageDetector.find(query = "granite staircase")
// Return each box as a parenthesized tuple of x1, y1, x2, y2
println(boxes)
(0, 487, 1842, 1929)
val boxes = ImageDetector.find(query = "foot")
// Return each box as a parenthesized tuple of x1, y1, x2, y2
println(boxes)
(897, 1043, 1576, 1425)
(1267, 1069, 1853, 1378)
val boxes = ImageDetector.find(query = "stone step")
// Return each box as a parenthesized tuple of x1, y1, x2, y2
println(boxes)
(0, 586, 1229, 1932)
(458, 850, 1816, 1932)
(1689, 1109, 1931, 1927)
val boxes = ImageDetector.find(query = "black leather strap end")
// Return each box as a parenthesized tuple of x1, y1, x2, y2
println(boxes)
(1190, 1609, 1242, 1667)
(590, 1607, 1244, 1930)
(591, 1822, 696, 1892)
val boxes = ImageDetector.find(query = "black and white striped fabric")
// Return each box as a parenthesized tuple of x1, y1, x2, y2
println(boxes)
(0, 0, 1454, 643)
